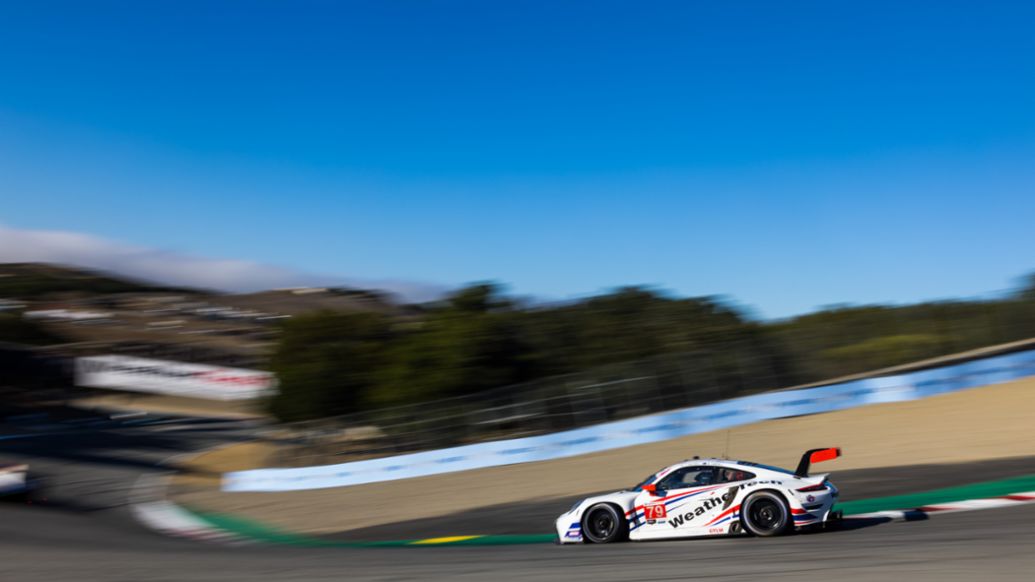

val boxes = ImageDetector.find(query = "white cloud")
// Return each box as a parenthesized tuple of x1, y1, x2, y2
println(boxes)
(0, 224, 447, 302)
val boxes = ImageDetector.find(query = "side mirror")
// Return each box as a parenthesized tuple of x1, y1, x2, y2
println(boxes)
(642, 484, 658, 495)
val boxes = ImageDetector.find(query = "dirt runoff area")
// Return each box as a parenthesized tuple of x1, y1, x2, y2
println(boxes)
(170, 376, 1035, 535)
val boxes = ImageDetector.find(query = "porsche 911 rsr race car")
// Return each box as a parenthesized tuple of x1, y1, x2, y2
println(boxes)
(556, 448, 842, 543)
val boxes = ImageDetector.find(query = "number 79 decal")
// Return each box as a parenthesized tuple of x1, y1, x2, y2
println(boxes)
(644, 503, 667, 520)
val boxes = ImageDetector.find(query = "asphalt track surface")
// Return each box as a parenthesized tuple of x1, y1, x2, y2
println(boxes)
(2, 410, 1035, 581)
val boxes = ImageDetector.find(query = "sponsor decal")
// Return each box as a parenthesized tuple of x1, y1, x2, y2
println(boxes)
(634, 423, 682, 434)
(668, 492, 733, 528)
(739, 479, 784, 489)
(708, 527, 725, 534)
(500, 447, 534, 456)
(559, 437, 601, 446)
(780, 398, 817, 408)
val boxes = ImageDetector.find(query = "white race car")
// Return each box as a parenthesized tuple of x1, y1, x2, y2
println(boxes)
(556, 448, 842, 543)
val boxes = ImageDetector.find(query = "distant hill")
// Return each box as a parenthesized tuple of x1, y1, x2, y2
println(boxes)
(0, 263, 407, 363)
(205, 287, 400, 316)
(0, 263, 204, 299)
(0, 263, 403, 313)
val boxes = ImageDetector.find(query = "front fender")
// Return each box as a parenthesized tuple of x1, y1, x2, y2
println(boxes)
(555, 491, 639, 543)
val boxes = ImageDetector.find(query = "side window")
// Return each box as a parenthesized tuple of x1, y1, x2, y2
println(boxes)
(656, 467, 718, 490)
(716, 468, 755, 483)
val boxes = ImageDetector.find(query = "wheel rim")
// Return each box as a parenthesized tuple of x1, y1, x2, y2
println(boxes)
(748, 498, 785, 532)
(588, 509, 615, 539)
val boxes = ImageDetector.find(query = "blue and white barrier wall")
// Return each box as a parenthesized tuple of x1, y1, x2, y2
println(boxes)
(223, 348, 1035, 492)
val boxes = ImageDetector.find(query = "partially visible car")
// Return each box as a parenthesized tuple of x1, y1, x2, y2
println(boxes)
(0, 462, 35, 501)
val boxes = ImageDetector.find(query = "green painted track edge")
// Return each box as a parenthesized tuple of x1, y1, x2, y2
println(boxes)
(187, 508, 556, 547)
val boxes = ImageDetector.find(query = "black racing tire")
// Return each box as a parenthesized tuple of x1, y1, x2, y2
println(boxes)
(581, 503, 628, 543)
(741, 491, 792, 537)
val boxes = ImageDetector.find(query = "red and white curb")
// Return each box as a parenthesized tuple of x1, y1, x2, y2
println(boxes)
(130, 459, 249, 546)
(133, 500, 249, 545)
(847, 491, 1035, 521)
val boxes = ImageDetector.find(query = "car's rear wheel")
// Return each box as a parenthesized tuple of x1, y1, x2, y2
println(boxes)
(741, 491, 791, 537)
(581, 503, 628, 543)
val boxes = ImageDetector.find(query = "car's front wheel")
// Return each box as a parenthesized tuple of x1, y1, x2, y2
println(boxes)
(741, 491, 791, 537)
(581, 503, 628, 543)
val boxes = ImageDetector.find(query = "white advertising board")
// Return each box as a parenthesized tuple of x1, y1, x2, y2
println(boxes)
(75, 355, 275, 401)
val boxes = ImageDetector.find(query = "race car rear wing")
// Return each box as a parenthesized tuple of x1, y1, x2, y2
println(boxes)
(794, 447, 841, 477)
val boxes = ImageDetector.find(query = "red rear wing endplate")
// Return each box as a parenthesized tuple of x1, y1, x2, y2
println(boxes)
(795, 447, 841, 476)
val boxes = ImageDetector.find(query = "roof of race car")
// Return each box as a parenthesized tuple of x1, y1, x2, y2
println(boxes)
(662, 457, 797, 476)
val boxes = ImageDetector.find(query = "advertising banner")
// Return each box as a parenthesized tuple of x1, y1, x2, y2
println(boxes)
(75, 355, 275, 401)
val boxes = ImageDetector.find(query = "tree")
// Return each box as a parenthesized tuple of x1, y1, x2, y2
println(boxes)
(0, 314, 64, 345)
(268, 311, 393, 422)
(264, 274, 1035, 423)
(370, 283, 532, 407)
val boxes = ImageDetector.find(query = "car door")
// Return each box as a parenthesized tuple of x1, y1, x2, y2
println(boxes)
(633, 466, 724, 539)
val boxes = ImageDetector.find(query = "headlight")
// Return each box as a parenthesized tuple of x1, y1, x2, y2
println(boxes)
(569, 500, 583, 513)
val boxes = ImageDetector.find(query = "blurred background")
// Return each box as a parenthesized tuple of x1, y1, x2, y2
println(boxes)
(1, 2, 1035, 579)
(1, 0, 1035, 465)
(3, 262, 1035, 462)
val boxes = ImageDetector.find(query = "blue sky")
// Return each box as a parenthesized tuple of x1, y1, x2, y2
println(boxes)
(1, 1, 1033, 318)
